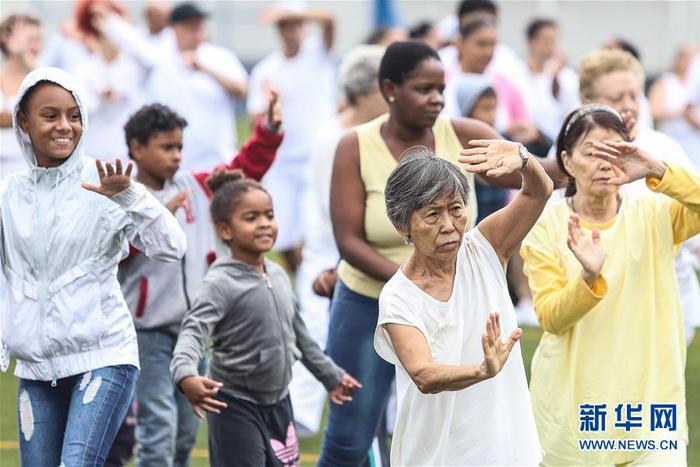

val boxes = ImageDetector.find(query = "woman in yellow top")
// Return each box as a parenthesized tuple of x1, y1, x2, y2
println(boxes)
(318, 40, 539, 466)
(521, 103, 700, 466)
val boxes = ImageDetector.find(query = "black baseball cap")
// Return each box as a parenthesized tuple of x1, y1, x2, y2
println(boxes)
(170, 2, 209, 24)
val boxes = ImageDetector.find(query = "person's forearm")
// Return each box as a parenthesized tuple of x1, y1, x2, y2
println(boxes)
(338, 236, 400, 282)
(519, 157, 554, 199)
(412, 362, 488, 394)
(199, 64, 246, 98)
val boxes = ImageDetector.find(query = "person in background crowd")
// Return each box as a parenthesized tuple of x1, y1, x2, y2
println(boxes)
(443, 18, 540, 146)
(649, 45, 700, 166)
(522, 18, 579, 143)
(602, 36, 653, 129)
(95, 1, 248, 172)
(408, 21, 441, 50)
(247, 1, 337, 272)
(292, 45, 387, 437)
(439, 0, 528, 99)
(72, 0, 148, 161)
(142, 0, 175, 50)
(522, 104, 699, 465)
(0, 13, 42, 178)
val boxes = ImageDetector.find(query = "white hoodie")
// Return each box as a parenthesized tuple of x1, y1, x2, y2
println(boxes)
(0, 67, 186, 382)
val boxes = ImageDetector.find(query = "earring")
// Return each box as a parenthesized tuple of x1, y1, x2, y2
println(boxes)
(388, 96, 395, 103)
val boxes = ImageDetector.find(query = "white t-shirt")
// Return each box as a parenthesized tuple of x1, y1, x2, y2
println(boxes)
(247, 37, 336, 164)
(656, 72, 700, 166)
(374, 228, 542, 466)
(75, 52, 145, 160)
(0, 91, 24, 179)
(146, 42, 248, 172)
(522, 66, 580, 141)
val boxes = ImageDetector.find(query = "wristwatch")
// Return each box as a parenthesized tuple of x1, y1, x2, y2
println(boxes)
(517, 143, 529, 169)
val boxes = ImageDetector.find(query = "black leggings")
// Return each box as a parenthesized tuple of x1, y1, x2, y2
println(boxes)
(208, 393, 298, 467)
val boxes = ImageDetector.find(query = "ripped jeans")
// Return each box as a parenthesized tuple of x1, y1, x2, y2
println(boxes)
(17, 364, 138, 467)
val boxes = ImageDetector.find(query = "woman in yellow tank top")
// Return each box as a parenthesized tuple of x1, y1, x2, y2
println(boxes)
(318, 40, 553, 466)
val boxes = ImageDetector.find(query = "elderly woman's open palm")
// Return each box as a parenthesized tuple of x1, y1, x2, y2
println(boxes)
(590, 140, 663, 185)
(567, 214, 605, 284)
(481, 313, 522, 378)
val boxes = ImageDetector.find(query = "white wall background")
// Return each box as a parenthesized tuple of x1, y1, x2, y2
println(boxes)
(2, 0, 699, 75)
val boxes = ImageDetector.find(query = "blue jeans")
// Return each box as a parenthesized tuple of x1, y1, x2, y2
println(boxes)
(18, 364, 138, 467)
(135, 329, 205, 467)
(319, 280, 395, 467)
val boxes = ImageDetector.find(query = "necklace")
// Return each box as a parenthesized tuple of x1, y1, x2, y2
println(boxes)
(567, 193, 622, 216)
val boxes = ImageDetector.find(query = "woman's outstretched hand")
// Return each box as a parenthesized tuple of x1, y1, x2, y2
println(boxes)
(567, 213, 605, 286)
(590, 140, 667, 184)
(459, 139, 523, 177)
(480, 312, 521, 379)
(328, 373, 362, 405)
(81, 159, 133, 197)
(179, 375, 228, 420)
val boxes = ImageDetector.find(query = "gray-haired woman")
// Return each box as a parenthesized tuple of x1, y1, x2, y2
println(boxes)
(373, 143, 552, 465)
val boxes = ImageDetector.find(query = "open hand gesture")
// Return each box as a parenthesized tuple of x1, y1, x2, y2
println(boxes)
(590, 140, 666, 185)
(567, 213, 605, 285)
(179, 375, 228, 419)
(165, 189, 191, 214)
(81, 159, 133, 197)
(459, 139, 523, 177)
(480, 312, 521, 378)
(328, 373, 362, 405)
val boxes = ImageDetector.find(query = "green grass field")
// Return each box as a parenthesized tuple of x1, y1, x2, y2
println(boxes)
(1, 328, 699, 466)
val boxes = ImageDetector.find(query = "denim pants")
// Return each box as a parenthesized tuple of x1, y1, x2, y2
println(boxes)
(17, 364, 138, 467)
(318, 280, 395, 467)
(135, 329, 205, 467)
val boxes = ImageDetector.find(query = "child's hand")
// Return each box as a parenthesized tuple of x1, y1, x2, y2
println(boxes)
(165, 189, 191, 214)
(81, 159, 133, 197)
(179, 375, 228, 420)
(328, 373, 362, 405)
(265, 87, 282, 132)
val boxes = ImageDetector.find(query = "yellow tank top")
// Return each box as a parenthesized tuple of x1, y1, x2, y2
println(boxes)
(337, 114, 478, 299)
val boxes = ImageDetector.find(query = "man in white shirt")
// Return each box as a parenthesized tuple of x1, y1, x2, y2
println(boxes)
(522, 19, 579, 142)
(97, 2, 248, 172)
(247, 3, 336, 271)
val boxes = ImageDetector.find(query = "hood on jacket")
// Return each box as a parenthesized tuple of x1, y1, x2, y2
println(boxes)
(455, 73, 494, 119)
(13, 67, 89, 179)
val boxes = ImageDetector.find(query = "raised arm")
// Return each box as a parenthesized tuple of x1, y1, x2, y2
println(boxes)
(304, 9, 335, 51)
(83, 159, 186, 261)
(452, 117, 564, 189)
(383, 313, 520, 394)
(460, 138, 553, 262)
(330, 131, 400, 282)
(520, 218, 608, 335)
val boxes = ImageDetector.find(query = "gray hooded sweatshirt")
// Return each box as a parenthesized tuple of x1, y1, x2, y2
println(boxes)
(170, 257, 344, 405)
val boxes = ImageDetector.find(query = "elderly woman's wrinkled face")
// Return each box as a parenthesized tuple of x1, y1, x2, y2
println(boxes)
(406, 192, 468, 260)
(563, 126, 624, 198)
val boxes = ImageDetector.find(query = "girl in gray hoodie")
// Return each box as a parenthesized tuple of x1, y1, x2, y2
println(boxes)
(170, 170, 360, 467)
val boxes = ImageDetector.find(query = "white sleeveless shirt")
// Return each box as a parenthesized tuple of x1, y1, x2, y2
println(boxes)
(375, 227, 542, 466)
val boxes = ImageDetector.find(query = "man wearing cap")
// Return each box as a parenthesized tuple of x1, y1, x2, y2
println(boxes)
(247, 2, 337, 273)
(96, 1, 248, 172)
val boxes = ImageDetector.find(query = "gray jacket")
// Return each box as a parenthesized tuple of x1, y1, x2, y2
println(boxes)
(170, 257, 344, 405)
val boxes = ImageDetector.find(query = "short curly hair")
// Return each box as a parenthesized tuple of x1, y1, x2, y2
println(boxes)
(578, 48, 644, 103)
(123, 104, 188, 159)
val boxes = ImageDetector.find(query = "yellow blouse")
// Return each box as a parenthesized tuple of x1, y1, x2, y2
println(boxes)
(337, 114, 477, 299)
(520, 164, 700, 465)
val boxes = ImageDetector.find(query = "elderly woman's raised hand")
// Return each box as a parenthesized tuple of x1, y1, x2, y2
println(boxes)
(567, 214, 605, 286)
(480, 313, 522, 379)
(591, 140, 667, 185)
(459, 139, 523, 177)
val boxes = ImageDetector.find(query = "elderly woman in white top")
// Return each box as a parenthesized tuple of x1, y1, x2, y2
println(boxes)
(373, 141, 552, 466)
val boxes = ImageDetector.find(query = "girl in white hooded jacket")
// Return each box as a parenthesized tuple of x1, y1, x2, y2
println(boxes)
(0, 67, 185, 466)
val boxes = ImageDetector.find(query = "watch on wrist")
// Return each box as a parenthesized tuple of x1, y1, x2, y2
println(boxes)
(517, 143, 529, 169)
